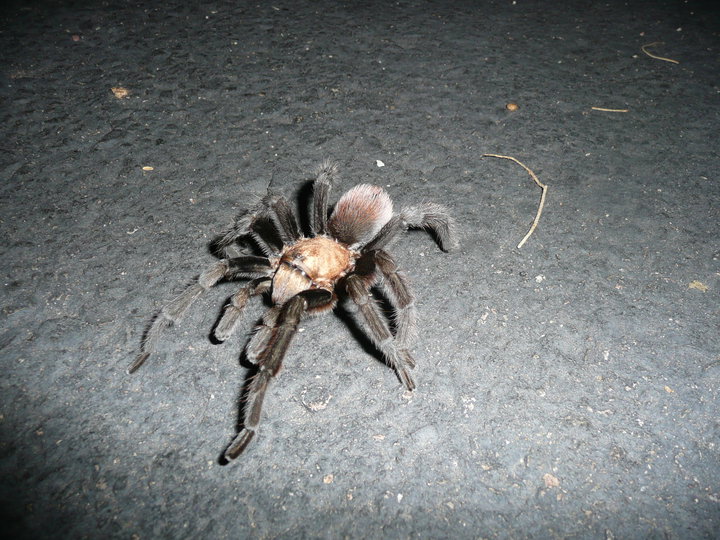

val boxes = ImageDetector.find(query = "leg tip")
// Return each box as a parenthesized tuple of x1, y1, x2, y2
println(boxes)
(399, 368, 416, 391)
(223, 429, 255, 462)
(213, 331, 229, 343)
(127, 352, 150, 374)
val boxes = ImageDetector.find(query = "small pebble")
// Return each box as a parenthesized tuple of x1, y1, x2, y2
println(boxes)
(111, 87, 130, 99)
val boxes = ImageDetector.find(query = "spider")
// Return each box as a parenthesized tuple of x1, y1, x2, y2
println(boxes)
(129, 161, 458, 461)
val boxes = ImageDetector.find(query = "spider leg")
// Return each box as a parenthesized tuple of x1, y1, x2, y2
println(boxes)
(401, 202, 459, 251)
(345, 274, 416, 391)
(129, 256, 273, 374)
(362, 203, 459, 253)
(224, 288, 333, 460)
(214, 277, 272, 342)
(265, 193, 300, 244)
(215, 202, 278, 257)
(311, 160, 338, 235)
(373, 250, 417, 362)
(244, 306, 280, 364)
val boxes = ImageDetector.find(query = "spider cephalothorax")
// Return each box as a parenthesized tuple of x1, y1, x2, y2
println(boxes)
(130, 161, 458, 461)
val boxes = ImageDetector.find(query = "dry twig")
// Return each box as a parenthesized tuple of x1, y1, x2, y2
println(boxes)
(591, 107, 629, 113)
(482, 153, 548, 249)
(641, 42, 679, 64)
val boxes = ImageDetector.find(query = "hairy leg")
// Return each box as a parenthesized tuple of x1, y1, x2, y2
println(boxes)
(401, 202, 459, 251)
(215, 196, 292, 257)
(311, 160, 338, 235)
(214, 277, 272, 342)
(373, 250, 417, 356)
(265, 193, 300, 244)
(224, 288, 333, 460)
(345, 274, 416, 391)
(362, 203, 459, 253)
(244, 306, 280, 364)
(129, 256, 272, 374)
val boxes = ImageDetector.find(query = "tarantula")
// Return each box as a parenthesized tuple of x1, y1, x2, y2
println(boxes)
(130, 161, 458, 461)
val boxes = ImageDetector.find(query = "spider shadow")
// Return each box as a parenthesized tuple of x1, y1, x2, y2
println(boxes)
(295, 178, 317, 236)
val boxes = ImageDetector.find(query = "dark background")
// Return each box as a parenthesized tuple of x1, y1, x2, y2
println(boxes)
(1, 0, 718, 537)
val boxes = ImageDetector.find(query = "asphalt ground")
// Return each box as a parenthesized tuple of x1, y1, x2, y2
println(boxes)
(1, 0, 718, 537)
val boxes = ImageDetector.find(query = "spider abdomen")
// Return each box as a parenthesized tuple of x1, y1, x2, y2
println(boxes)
(271, 236, 355, 305)
(327, 184, 394, 246)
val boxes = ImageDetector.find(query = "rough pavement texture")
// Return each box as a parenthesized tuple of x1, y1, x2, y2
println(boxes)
(1, 0, 718, 537)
